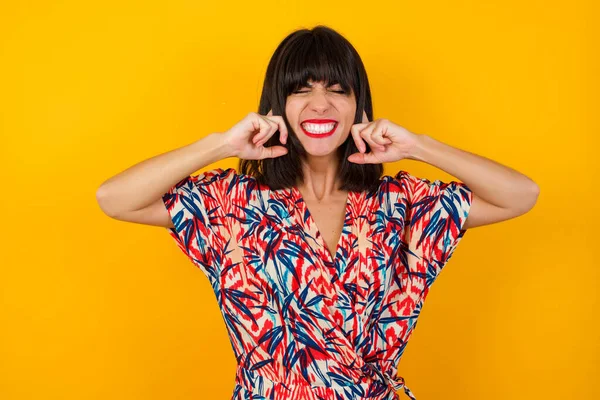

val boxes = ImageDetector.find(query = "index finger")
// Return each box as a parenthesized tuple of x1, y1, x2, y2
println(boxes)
(351, 124, 367, 153)
(266, 115, 288, 145)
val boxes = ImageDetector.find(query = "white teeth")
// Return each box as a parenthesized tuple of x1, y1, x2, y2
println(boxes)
(302, 122, 336, 134)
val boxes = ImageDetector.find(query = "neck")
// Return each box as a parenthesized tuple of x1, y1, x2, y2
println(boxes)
(298, 153, 345, 201)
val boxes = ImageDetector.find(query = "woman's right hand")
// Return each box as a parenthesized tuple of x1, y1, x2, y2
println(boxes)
(222, 111, 289, 159)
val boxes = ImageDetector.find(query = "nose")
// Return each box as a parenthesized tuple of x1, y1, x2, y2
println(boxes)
(307, 90, 331, 113)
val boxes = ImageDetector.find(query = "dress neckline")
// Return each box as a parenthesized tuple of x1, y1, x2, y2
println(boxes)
(291, 186, 353, 265)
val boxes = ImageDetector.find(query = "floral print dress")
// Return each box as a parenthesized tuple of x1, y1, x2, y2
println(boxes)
(162, 168, 472, 400)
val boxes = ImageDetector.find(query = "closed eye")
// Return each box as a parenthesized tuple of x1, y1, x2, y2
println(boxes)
(292, 90, 346, 94)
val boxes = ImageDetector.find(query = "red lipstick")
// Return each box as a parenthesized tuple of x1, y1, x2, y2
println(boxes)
(300, 119, 338, 138)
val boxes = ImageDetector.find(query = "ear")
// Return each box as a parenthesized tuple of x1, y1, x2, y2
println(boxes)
(362, 110, 369, 123)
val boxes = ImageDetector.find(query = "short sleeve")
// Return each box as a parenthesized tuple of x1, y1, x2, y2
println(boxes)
(161, 168, 237, 281)
(396, 170, 473, 287)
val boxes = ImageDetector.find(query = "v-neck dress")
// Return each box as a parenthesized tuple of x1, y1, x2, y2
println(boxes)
(162, 168, 472, 400)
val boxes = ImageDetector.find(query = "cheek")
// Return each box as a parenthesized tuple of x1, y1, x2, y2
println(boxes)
(339, 128, 352, 143)
(284, 107, 297, 125)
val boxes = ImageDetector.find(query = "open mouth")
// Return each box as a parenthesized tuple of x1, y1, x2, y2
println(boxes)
(300, 122, 338, 138)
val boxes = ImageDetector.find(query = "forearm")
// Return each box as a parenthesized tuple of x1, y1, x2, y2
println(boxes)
(96, 133, 234, 216)
(410, 134, 539, 211)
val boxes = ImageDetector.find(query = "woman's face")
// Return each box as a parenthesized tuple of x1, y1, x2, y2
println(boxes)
(285, 79, 356, 158)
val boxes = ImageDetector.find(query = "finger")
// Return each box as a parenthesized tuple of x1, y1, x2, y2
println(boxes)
(350, 123, 368, 153)
(371, 128, 389, 146)
(347, 151, 378, 164)
(267, 115, 288, 145)
(261, 145, 288, 159)
(255, 115, 288, 145)
(378, 122, 393, 144)
(352, 122, 369, 130)
(267, 109, 273, 117)
(253, 117, 278, 145)
(367, 125, 388, 151)
(259, 117, 287, 146)
(359, 126, 386, 152)
(362, 110, 369, 124)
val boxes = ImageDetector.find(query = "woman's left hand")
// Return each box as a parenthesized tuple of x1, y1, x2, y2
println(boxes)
(348, 112, 421, 164)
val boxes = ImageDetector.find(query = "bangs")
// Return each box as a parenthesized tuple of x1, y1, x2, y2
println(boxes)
(281, 35, 357, 95)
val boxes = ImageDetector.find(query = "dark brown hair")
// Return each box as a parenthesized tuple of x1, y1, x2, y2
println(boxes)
(239, 25, 382, 192)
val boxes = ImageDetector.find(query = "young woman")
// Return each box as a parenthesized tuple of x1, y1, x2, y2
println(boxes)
(97, 25, 539, 400)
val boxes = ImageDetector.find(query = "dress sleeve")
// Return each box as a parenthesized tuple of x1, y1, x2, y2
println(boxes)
(396, 170, 473, 287)
(161, 168, 237, 282)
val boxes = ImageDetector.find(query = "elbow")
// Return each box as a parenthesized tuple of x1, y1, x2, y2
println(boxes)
(531, 182, 540, 201)
(96, 186, 119, 218)
(523, 183, 540, 212)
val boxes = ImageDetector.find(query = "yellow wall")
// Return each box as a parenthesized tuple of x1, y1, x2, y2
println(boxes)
(1, 1, 597, 399)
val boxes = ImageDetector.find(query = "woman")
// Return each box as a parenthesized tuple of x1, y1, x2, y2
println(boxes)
(97, 25, 539, 400)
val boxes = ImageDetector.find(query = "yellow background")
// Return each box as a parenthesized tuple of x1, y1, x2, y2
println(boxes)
(1, 1, 597, 399)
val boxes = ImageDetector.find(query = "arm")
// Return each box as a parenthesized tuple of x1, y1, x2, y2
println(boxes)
(95, 111, 288, 225)
(410, 134, 540, 229)
(96, 133, 233, 218)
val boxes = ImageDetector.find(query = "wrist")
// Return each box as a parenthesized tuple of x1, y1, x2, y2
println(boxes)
(193, 133, 237, 161)
(216, 131, 242, 158)
(409, 133, 435, 162)
(218, 132, 240, 158)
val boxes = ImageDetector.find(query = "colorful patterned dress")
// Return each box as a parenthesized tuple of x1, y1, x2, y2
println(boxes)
(162, 168, 472, 400)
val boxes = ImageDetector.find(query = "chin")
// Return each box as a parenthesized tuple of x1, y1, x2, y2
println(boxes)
(303, 146, 338, 158)
(299, 136, 343, 158)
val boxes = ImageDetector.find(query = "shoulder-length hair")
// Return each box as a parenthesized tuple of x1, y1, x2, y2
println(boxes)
(239, 25, 382, 192)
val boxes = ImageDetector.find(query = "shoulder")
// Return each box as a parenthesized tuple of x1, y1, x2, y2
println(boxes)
(374, 170, 416, 197)
(199, 168, 279, 209)
(196, 168, 242, 184)
(194, 168, 263, 190)
(369, 170, 447, 215)
(377, 170, 459, 202)
(356, 171, 413, 217)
